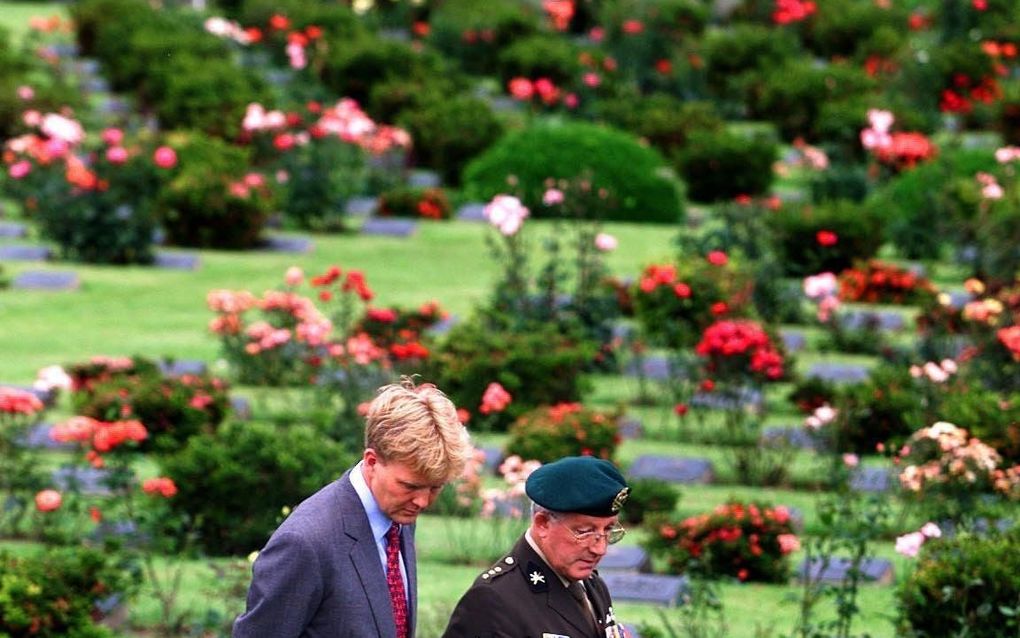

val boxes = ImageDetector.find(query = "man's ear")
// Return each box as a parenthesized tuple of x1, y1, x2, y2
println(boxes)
(533, 511, 553, 538)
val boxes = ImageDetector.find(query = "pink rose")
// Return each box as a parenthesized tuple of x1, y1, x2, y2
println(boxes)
(895, 531, 925, 557)
(153, 146, 177, 169)
(35, 489, 62, 512)
(8, 160, 32, 179)
(101, 127, 124, 146)
(594, 233, 617, 252)
(106, 146, 129, 165)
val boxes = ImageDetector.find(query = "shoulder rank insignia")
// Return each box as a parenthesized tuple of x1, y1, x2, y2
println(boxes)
(480, 554, 516, 581)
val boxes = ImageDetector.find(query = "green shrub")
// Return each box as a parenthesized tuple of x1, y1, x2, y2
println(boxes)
(425, 320, 595, 432)
(620, 477, 680, 526)
(462, 120, 682, 223)
(701, 24, 800, 102)
(767, 200, 883, 278)
(937, 388, 1020, 465)
(377, 186, 453, 220)
(427, 0, 542, 77)
(801, 0, 907, 59)
(156, 133, 273, 250)
(276, 135, 367, 232)
(320, 33, 446, 107)
(899, 526, 1020, 638)
(504, 403, 622, 464)
(71, 0, 151, 60)
(676, 129, 777, 202)
(832, 363, 921, 453)
(398, 95, 504, 186)
(594, 93, 724, 159)
(161, 420, 355, 556)
(497, 34, 579, 85)
(0, 547, 137, 638)
(73, 371, 231, 454)
(237, 0, 361, 38)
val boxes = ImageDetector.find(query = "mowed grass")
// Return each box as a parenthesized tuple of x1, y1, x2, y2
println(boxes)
(0, 1, 67, 41)
(0, 219, 678, 382)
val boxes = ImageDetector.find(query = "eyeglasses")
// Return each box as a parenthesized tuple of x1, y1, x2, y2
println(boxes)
(560, 522, 627, 545)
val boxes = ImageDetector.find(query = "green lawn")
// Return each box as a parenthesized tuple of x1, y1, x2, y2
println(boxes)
(0, 1, 67, 42)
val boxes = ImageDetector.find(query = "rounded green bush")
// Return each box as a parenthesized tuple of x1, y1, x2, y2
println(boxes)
(898, 526, 1020, 638)
(462, 120, 683, 223)
(399, 95, 504, 186)
(161, 420, 355, 556)
(676, 129, 777, 203)
(497, 34, 579, 85)
(767, 200, 883, 277)
(427, 0, 542, 77)
(594, 93, 724, 160)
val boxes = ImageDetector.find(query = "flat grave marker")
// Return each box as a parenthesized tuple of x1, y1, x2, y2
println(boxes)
(622, 355, 672, 381)
(12, 270, 79, 291)
(690, 386, 763, 412)
(230, 396, 252, 420)
(262, 235, 314, 253)
(601, 573, 688, 607)
(628, 455, 714, 484)
(849, 466, 892, 493)
(154, 251, 201, 271)
(360, 217, 418, 238)
(797, 557, 894, 585)
(0, 244, 52, 261)
(455, 202, 487, 222)
(345, 196, 378, 218)
(0, 221, 27, 238)
(158, 359, 208, 377)
(617, 416, 644, 440)
(0, 384, 56, 407)
(760, 426, 822, 451)
(780, 328, 807, 352)
(52, 466, 111, 495)
(425, 314, 459, 337)
(407, 169, 441, 188)
(806, 362, 870, 384)
(480, 446, 502, 474)
(20, 423, 75, 451)
(599, 545, 651, 573)
(839, 309, 906, 331)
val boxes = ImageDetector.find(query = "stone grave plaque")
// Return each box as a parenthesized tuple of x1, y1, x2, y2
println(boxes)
(75, 58, 101, 76)
(378, 27, 411, 42)
(797, 557, 894, 585)
(12, 270, 79, 291)
(97, 96, 130, 115)
(760, 426, 821, 451)
(628, 455, 714, 484)
(780, 328, 807, 352)
(230, 396, 252, 420)
(345, 196, 378, 218)
(480, 446, 502, 474)
(0, 221, 27, 238)
(690, 386, 763, 412)
(49, 43, 79, 57)
(903, 262, 927, 278)
(487, 96, 524, 114)
(20, 423, 75, 451)
(939, 517, 1013, 539)
(52, 466, 111, 495)
(611, 322, 636, 341)
(82, 77, 110, 93)
(849, 466, 892, 493)
(786, 506, 805, 532)
(0, 384, 55, 407)
(840, 309, 905, 331)
(599, 545, 651, 573)
(455, 202, 487, 222)
(425, 314, 459, 337)
(263, 235, 314, 253)
(946, 289, 971, 309)
(622, 355, 672, 381)
(360, 218, 419, 238)
(617, 416, 644, 440)
(158, 359, 208, 377)
(407, 169, 441, 188)
(601, 572, 688, 606)
(806, 362, 869, 384)
(90, 520, 146, 547)
(264, 69, 293, 87)
(0, 244, 52, 261)
(154, 251, 201, 270)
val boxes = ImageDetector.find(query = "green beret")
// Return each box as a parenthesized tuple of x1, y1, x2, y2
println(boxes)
(525, 456, 629, 517)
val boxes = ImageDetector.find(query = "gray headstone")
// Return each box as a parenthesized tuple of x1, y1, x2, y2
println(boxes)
(690, 387, 763, 412)
(902, 262, 927, 278)
(52, 466, 111, 495)
(760, 426, 822, 450)
(946, 289, 972, 309)
(230, 396, 252, 420)
(623, 355, 672, 381)
(89, 520, 146, 547)
(455, 203, 487, 222)
(599, 545, 651, 573)
(264, 69, 293, 87)
(378, 27, 411, 42)
(486, 96, 524, 114)
(407, 170, 441, 189)
(82, 77, 110, 93)
(611, 323, 636, 341)
(806, 362, 870, 384)
(49, 43, 79, 57)
(20, 423, 74, 451)
(849, 466, 892, 493)
(618, 416, 644, 440)
(425, 314, 459, 337)
(0, 221, 27, 238)
(780, 328, 807, 352)
(96, 97, 131, 115)
(75, 58, 101, 76)
(628, 455, 714, 484)
(797, 557, 894, 585)
(345, 196, 378, 218)
(361, 218, 419, 238)
(12, 270, 79, 291)
(154, 251, 201, 270)
(158, 359, 207, 377)
(601, 572, 688, 606)
(840, 309, 905, 331)
(0, 384, 55, 407)
(0, 245, 52, 261)
(263, 235, 314, 253)
(480, 446, 502, 474)
(938, 517, 1013, 539)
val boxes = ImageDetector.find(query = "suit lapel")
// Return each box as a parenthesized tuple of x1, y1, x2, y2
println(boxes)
(402, 523, 417, 634)
(338, 474, 396, 637)
(516, 538, 594, 637)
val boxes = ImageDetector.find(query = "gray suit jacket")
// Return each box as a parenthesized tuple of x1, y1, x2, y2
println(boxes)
(233, 470, 417, 638)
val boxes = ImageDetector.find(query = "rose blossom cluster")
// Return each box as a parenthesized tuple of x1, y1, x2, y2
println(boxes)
(895, 522, 942, 558)
(908, 358, 958, 383)
(483, 194, 530, 236)
(0, 387, 44, 424)
(480, 455, 542, 518)
(896, 422, 1016, 498)
(803, 272, 840, 323)
(694, 319, 785, 381)
(50, 416, 148, 467)
(860, 109, 936, 169)
(479, 382, 512, 415)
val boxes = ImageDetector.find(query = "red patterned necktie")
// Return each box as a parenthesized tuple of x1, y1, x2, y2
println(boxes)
(386, 523, 409, 638)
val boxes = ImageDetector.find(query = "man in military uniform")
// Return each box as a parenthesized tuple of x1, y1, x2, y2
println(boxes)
(442, 456, 630, 638)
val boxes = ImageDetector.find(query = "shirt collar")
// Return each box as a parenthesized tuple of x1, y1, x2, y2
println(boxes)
(351, 460, 395, 543)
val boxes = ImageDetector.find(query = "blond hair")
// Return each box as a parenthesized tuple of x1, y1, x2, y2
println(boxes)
(364, 377, 471, 483)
